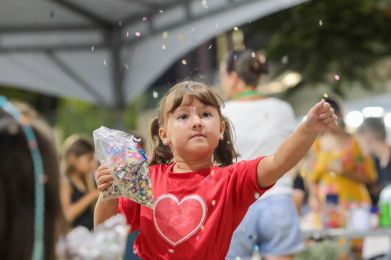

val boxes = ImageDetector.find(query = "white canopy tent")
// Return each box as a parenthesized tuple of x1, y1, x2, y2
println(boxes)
(0, 0, 306, 120)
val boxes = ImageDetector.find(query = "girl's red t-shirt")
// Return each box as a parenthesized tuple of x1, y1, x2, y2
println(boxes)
(118, 157, 272, 260)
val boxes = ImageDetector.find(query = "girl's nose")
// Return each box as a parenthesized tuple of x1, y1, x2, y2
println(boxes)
(192, 115, 202, 129)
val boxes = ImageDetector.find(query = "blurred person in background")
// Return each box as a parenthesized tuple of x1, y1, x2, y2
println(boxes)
(309, 96, 376, 209)
(60, 134, 99, 230)
(220, 49, 303, 260)
(0, 97, 64, 260)
(357, 117, 391, 205)
(309, 96, 377, 259)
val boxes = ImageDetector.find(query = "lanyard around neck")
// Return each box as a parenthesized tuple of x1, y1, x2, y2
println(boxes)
(231, 89, 259, 100)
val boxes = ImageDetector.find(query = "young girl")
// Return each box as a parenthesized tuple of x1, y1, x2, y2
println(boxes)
(95, 81, 337, 259)
(60, 135, 99, 230)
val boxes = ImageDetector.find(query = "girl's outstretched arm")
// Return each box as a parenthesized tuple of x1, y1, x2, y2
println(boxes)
(257, 100, 337, 188)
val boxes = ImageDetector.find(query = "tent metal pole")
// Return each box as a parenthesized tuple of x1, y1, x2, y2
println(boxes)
(109, 30, 125, 129)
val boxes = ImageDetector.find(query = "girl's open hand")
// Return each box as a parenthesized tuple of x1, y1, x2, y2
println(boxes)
(95, 165, 113, 192)
(304, 99, 338, 133)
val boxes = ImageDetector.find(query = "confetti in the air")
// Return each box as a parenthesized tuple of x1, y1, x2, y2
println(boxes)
(135, 32, 141, 37)
(254, 192, 260, 199)
(91, 46, 95, 51)
(161, 44, 166, 50)
(103, 60, 107, 66)
(126, 31, 130, 38)
(281, 55, 289, 64)
(323, 93, 329, 98)
(215, 23, 219, 28)
(208, 44, 213, 50)
(181, 59, 187, 65)
(159, 9, 164, 14)
(124, 64, 129, 70)
(201, 0, 209, 8)
(153, 91, 159, 98)
(143, 16, 148, 22)
(191, 27, 196, 32)
(211, 200, 216, 206)
(162, 31, 168, 39)
(118, 20, 123, 26)
(319, 20, 323, 26)
(233, 26, 239, 31)
(168, 249, 174, 254)
(177, 34, 185, 42)
(251, 52, 256, 58)
(334, 74, 340, 81)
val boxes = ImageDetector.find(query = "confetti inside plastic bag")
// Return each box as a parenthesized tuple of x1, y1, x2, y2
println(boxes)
(93, 126, 154, 208)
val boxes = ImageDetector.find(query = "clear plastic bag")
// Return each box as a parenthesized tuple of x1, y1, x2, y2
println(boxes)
(57, 214, 129, 259)
(93, 126, 154, 208)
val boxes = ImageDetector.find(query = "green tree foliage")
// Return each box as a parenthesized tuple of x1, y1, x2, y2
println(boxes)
(258, 0, 391, 94)
(56, 95, 146, 140)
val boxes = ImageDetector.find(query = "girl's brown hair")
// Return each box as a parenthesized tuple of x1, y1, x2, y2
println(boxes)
(61, 134, 96, 191)
(149, 81, 237, 167)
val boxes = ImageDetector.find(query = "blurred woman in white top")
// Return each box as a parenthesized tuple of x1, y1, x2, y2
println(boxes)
(221, 49, 303, 260)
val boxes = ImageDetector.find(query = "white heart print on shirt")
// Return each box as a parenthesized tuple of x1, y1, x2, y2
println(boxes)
(153, 193, 207, 246)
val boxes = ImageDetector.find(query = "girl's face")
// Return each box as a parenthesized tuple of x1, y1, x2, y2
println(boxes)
(70, 152, 97, 175)
(159, 98, 224, 161)
(357, 130, 377, 155)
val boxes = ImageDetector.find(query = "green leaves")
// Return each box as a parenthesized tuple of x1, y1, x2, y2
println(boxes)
(258, 0, 391, 94)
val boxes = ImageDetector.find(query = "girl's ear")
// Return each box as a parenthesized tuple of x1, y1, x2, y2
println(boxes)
(219, 120, 225, 140)
(159, 127, 169, 145)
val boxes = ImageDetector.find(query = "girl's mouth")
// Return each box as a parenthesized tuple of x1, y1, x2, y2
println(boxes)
(190, 133, 206, 139)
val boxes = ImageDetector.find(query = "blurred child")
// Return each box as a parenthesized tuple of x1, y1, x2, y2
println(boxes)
(94, 81, 337, 259)
(0, 97, 63, 260)
(358, 117, 391, 205)
(308, 96, 376, 259)
(60, 135, 99, 230)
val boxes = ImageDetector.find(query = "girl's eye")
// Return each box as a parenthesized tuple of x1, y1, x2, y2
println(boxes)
(201, 112, 212, 118)
(177, 113, 189, 120)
